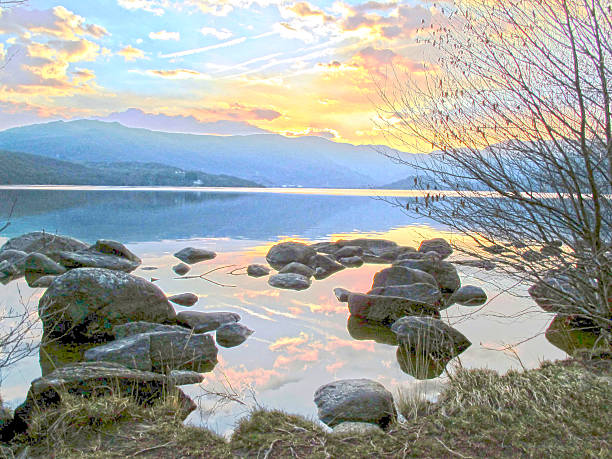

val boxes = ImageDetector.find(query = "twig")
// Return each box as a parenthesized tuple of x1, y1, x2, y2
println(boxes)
(174, 264, 237, 287)
(435, 438, 472, 458)
(263, 439, 280, 459)
(128, 441, 174, 457)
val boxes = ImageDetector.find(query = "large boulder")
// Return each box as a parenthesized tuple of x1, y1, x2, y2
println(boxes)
(368, 283, 443, 307)
(418, 238, 453, 259)
(149, 331, 218, 373)
(266, 241, 316, 270)
(114, 321, 190, 339)
(174, 247, 216, 264)
(391, 316, 471, 359)
(394, 259, 460, 292)
(312, 254, 345, 279)
(0, 232, 88, 255)
(371, 266, 437, 290)
(38, 268, 176, 342)
(279, 262, 315, 278)
(314, 379, 396, 428)
(348, 293, 440, 324)
(24, 253, 66, 284)
(450, 285, 487, 306)
(268, 273, 312, 290)
(0, 249, 27, 269)
(84, 333, 153, 371)
(215, 323, 253, 348)
(176, 311, 240, 333)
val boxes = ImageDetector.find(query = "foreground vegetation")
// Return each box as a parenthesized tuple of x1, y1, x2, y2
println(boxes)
(2, 358, 610, 458)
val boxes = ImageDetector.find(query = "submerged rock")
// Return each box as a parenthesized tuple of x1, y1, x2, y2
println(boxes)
(173, 262, 191, 276)
(55, 250, 140, 272)
(418, 238, 453, 259)
(450, 285, 487, 306)
(216, 323, 253, 348)
(347, 315, 398, 346)
(266, 241, 316, 270)
(39, 268, 175, 342)
(0, 232, 88, 255)
(314, 379, 396, 428)
(176, 311, 240, 333)
(348, 293, 440, 324)
(391, 316, 471, 359)
(247, 264, 270, 277)
(396, 345, 449, 380)
(174, 247, 216, 264)
(168, 293, 199, 307)
(311, 254, 345, 279)
(279, 262, 315, 278)
(268, 273, 312, 290)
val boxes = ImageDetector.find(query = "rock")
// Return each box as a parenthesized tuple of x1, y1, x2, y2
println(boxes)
(149, 331, 218, 373)
(168, 293, 199, 307)
(0, 398, 11, 431)
(393, 259, 460, 292)
(174, 247, 216, 264)
(176, 311, 240, 333)
(330, 421, 384, 436)
(482, 244, 507, 254)
(311, 254, 345, 279)
(173, 262, 191, 275)
(391, 316, 471, 359)
(0, 232, 88, 255)
(453, 259, 496, 270)
(216, 323, 253, 348)
(335, 239, 398, 256)
(369, 283, 443, 307)
(141, 266, 158, 271)
(266, 241, 316, 270)
(348, 293, 440, 324)
(247, 264, 270, 277)
(279, 262, 315, 278)
(2, 362, 195, 441)
(334, 287, 351, 302)
(522, 249, 545, 262)
(528, 276, 580, 313)
(30, 275, 57, 288)
(314, 379, 396, 428)
(0, 249, 27, 267)
(418, 238, 453, 259)
(55, 250, 140, 272)
(347, 315, 398, 345)
(396, 345, 448, 379)
(371, 266, 437, 289)
(334, 246, 364, 259)
(24, 253, 66, 285)
(450, 285, 487, 306)
(0, 260, 19, 281)
(308, 241, 338, 254)
(84, 334, 152, 371)
(268, 273, 312, 290)
(39, 268, 176, 342)
(540, 245, 562, 257)
(169, 370, 204, 385)
(114, 322, 190, 340)
(90, 240, 141, 263)
(338, 256, 364, 268)
(396, 251, 440, 262)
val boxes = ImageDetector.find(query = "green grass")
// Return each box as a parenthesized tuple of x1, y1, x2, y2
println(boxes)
(3, 358, 611, 458)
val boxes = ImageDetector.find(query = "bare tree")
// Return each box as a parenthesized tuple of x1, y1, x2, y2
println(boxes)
(377, 0, 611, 342)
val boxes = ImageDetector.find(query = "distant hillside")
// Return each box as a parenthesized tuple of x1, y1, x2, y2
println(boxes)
(0, 120, 422, 187)
(0, 150, 262, 187)
(381, 176, 441, 190)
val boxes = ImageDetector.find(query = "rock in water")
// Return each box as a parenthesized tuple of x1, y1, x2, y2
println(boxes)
(176, 311, 240, 333)
(418, 238, 453, 259)
(268, 273, 312, 290)
(334, 287, 351, 302)
(84, 334, 153, 371)
(90, 240, 141, 263)
(266, 241, 316, 270)
(368, 283, 442, 307)
(247, 264, 270, 277)
(38, 268, 176, 342)
(311, 254, 345, 279)
(279, 262, 315, 278)
(450, 285, 487, 306)
(314, 379, 396, 428)
(393, 259, 460, 292)
(334, 246, 364, 259)
(149, 331, 218, 373)
(55, 250, 140, 272)
(371, 266, 437, 289)
(216, 323, 253, 348)
(169, 370, 204, 385)
(173, 262, 191, 275)
(174, 247, 216, 264)
(24, 253, 66, 284)
(113, 322, 191, 339)
(348, 293, 440, 324)
(338, 256, 364, 268)
(168, 293, 199, 307)
(391, 316, 471, 359)
(0, 232, 88, 255)
(30, 275, 57, 288)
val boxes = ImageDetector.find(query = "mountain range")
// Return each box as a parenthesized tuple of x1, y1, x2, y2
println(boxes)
(0, 119, 421, 187)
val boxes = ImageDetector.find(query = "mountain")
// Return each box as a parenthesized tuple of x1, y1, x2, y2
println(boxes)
(0, 120, 421, 187)
(97, 109, 272, 136)
(0, 150, 262, 187)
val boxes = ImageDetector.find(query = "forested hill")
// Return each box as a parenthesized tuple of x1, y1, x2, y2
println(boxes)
(0, 150, 262, 187)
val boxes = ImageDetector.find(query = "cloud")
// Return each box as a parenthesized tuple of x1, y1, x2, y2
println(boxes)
(282, 127, 338, 139)
(142, 68, 209, 79)
(200, 26, 233, 40)
(341, 3, 432, 40)
(117, 45, 145, 61)
(289, 2, 334, 22)
(117, 0, 167, 16)
(149, 30, 180, 41)
(160, 37, 247, 58)
(269, 332, 310, 352)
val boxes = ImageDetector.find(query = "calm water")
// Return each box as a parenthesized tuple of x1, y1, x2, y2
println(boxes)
(0, 187, 567, 434)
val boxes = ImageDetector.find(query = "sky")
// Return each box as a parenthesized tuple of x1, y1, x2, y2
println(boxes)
(0, 0, 438, 146)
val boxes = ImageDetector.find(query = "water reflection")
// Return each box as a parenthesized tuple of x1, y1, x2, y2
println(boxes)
(347, 315, 398, 346)
(545, 316, 602, 356)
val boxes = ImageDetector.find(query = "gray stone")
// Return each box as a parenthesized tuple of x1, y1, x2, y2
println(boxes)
(173, 262, 191, 275)
(216, 323, 253, 348)
(312, 254, 345, 279)
(174, 247, 216, 264)
(148, 331, 218, 373)
(39, 268, 176, 342)
(335, 239, 398, 256)
(338, 256, 364, 268)
(482, 244, 507, 254)
(314, 379, 396, 428)
(114, 322, 189, 340)
(393, 259, 460, 292)
(24, 253, 67, 277)
(396, 251, 440, 262)
(334, 246, 364, 259)
(176, 311, 240, 333)
(369, 283, 442, 307)
(247, 264, 270, 277)
(528, 276, 580, 313)
(0, 232, 88, 255)
(371, 266, 437, 290)
(418, 238, 453, 259)
(308, 241, 338, 254)
(453, 259, 496, 270)
(334, 287, 351, 303)
(268, 273, 312, 290)
(168, 293, 199, 307)
(266, 241, 316, 270)
(348, 293, 440, 324)
(0, 260, 19, 280)
(169, 370, 204, 385)
(56, 250, 140, 272)
(450, 285, 487, 306)
(30, 275, 57, 288)
(391, 316, 471, 358)
(279, 262, 315, 278)
(0, 249, 27, 267)
(90, 240, 141, 263)
(84, 334, 152, 371)
(330, 421, 384, 436)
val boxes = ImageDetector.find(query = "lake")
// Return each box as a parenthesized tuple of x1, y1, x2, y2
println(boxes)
(0, 187, 568, 435)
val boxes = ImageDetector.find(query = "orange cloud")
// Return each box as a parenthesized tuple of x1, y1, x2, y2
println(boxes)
(144, 68, 208, 79)
(290, 2, 334, 22)
(117, 45, 145, 62)
(269, 332, 310, 352)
